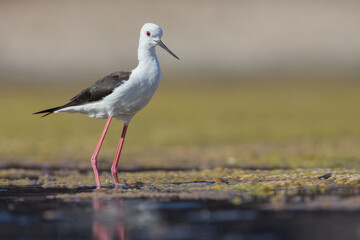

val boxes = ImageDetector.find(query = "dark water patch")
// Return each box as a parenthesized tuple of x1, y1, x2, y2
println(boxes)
(0, 186, 360, 240)
(187, 209, 260, 222)
(0, 186, 93, 198)
(137, 201, 204, 210)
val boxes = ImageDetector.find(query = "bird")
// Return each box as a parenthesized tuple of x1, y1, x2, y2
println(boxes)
(34, 23, 179, 189)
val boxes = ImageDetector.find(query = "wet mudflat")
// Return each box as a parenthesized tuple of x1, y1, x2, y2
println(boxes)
(1, 168, 360, 240)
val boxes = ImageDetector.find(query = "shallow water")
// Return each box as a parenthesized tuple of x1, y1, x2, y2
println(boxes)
(1, 186, 360, 240)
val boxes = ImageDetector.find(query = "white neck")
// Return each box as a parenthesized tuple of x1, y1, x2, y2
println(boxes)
(136, 44, 160, 78)
(138, 45, 157, 63)
(134, 44, 161, 81)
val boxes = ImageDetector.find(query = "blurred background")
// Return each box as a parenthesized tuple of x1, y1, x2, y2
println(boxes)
(1, 0, 360, 170)
(1, 0, 360, 82)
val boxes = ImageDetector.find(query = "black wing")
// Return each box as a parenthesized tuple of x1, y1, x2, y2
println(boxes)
(34, 71, 131, 117)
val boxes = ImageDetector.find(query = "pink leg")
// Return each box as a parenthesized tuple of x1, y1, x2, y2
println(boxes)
(91, 116, 112, 189)
(111, 124, 128, 185)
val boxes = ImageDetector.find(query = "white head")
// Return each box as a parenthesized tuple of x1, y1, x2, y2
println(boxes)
(139, 23, 179, 60)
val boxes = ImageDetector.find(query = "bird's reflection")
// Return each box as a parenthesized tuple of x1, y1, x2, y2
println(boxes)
(92, 197, 128, 240)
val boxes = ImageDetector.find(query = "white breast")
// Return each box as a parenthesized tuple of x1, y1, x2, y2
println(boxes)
(104, 57, 161, 120)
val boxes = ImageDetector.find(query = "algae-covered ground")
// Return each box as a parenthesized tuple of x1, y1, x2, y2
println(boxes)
(1, 167, 360, 209)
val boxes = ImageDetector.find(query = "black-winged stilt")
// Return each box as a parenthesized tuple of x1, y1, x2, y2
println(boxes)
(34, 23, 179, 189)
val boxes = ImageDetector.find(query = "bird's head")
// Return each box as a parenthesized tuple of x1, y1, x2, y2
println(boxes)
(139, 23, 179, 60)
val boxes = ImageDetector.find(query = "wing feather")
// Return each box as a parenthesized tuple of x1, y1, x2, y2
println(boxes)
(34, 71, 131, 117)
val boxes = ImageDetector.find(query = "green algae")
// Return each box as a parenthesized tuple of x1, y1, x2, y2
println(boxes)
(1, 168, 359, 206)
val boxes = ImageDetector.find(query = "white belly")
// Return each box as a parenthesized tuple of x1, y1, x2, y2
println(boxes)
(105, 75, 160, 118)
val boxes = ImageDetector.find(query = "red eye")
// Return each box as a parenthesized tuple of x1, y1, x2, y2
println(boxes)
(146, 31, 151, 37)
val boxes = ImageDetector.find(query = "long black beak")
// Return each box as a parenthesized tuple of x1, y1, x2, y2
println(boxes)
(157, 40, 179, 60)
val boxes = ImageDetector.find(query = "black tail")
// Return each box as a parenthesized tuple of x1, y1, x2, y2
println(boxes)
(33, 106, 61, 118)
